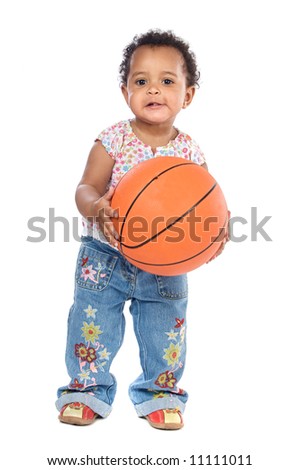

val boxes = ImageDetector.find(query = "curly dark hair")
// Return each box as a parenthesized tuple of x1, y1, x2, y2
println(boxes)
(119, 29, 200, 87)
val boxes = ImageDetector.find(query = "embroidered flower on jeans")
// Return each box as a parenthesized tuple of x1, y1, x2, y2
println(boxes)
(69, 378, 84, 389)
(165, 329, 179, 341)
(85, 347, 97, 363)
(78, 369, 91, 381)
(155, 371, 177, 389)
(75, 343, 89, 360)
(163, 342, 182, 367)
(153, 392, 168, 399)
(81, 256, 88, 266)
(174, 318, 184, 329)
(84, 304, 97, 319)
(81, 265, 98, 283)
(99, 348, 111, 360)
(179, 326, 186, 343)
(75, 345, 97, 364)
(81, 321, 103, 344)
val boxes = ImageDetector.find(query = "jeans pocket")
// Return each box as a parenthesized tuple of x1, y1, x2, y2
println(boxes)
(75, 243, 118, 291)
(156, 274, 188, 299)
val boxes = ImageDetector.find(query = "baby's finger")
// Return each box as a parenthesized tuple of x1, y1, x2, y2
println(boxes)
(103, 218, 119, 242)
(104, 206, 118, 219)
(226, 210, 231, 241)
(103, 186, 115, 202)
(103, 227, 119, 247)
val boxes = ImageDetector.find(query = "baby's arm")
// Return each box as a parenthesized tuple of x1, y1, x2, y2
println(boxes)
(75, 141, 119, 247)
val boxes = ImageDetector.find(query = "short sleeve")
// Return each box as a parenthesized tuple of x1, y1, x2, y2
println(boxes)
(175, 133, 206, 165)
(190, 140, 206, 165)
(95, 122, 126, 160)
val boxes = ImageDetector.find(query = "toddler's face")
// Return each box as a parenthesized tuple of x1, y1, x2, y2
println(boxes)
(122, 45, 195, 126)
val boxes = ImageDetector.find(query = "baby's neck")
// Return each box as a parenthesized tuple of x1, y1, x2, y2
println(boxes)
(131, 120, 178, 153)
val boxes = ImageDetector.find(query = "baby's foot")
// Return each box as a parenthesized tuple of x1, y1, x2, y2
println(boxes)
(58, 402, 99, 425)
(145, 408, 183, 430)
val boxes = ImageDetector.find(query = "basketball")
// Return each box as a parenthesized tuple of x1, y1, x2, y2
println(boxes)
(111, 157, 228, 276)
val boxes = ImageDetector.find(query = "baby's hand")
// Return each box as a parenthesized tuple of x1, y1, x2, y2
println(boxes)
(93, 187, 119, 247)
(206, 210, 231, 263)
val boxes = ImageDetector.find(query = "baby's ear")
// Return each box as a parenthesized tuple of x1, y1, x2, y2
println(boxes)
(121, 84, 129, 104)
(183, 86, 196, 108)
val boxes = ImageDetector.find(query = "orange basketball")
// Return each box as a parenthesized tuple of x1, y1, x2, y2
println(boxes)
(111, 157, 228, 276)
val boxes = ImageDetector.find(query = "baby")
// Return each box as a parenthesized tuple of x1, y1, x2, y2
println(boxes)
(56, 29, 228, 430)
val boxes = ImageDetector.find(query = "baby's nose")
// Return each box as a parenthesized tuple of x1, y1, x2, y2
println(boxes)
(147, 85, 160, 95)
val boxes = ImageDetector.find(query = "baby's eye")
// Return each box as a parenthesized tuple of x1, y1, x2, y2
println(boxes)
(136, 79, 147, 86)
(162, 79, 174, 85)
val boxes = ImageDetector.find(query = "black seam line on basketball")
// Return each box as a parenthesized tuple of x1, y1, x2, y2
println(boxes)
(118, 162, 196, 244)
(122, 224, 226, 267)
(119, 181, 218, 250)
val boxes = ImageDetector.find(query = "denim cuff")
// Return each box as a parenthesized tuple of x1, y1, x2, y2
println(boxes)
(55, 392, 112, 418)
(134, 397, 186, 417)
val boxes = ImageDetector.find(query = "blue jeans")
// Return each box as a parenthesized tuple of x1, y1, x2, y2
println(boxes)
(56, 237, 188, 418)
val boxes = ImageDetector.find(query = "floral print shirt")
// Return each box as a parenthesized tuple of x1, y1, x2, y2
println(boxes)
(82, 119, 206, 242)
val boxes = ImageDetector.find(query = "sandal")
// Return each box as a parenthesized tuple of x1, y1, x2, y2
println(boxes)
(145, 408, 184, 430)
(59, 402, 98, 425)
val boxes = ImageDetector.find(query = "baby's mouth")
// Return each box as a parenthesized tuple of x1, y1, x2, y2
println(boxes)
(147, 102, 162, 107)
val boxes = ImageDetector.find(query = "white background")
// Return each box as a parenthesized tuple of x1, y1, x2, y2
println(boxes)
(1, 1, 299, 469)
